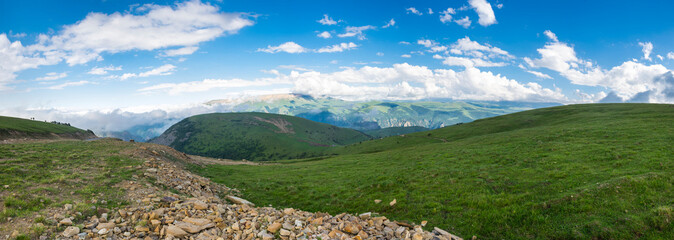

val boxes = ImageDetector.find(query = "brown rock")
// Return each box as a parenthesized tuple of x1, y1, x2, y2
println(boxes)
(59, 218, 73, 226)
(62, 226, 80, 237)
(343, 223, 360, 234)
(374, 199, 382, 204)
(267, 222, 282, 233)
(192, 200, 208, 210)
(97, 222, 116, 230)
(184, 217, 212, 226)
(226, 195, 255, 206)
(389, 199, 397, 206)
(166, 225, 188, 238)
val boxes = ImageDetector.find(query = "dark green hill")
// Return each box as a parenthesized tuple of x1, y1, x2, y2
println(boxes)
(0, 116, 95, 140)
(150, 112, 371, 161)
(192, 103, 674, 239)
(364, 126, 430, 138)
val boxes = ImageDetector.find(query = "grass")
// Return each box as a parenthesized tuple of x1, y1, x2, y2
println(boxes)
(154, 112, 371, 161)
(0, 139, 141, 222)
(190, 103, 674, 239)
(0, 116, 88, 135)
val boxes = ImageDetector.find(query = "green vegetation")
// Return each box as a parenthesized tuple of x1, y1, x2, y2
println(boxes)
(191, 104, 674, 239)
(0, 116, 94, 140)
(0, 139, 141, 222)
(364, 126, 430, 138)
(151, 112, 371, 161)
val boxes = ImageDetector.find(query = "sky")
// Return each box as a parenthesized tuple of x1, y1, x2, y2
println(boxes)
(1, 0, 674, 125)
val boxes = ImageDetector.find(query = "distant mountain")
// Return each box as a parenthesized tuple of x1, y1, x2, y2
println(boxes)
(208, 94, 561, 131)
(149, 112, 371, 161)
(0, 116, 96, 141)
(101, 94, 561, 141)
(363, 126, 430, 138)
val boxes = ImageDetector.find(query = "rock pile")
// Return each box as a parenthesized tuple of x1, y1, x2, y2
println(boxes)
(49, 144, 464, 240)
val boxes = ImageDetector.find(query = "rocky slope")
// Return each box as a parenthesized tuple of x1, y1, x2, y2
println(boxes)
(2, 141, 462, 240)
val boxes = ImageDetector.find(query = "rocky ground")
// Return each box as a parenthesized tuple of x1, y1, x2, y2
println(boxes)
(2, 142, 463, 240)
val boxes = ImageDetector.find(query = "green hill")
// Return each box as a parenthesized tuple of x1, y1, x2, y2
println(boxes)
(364, 126, 430, 138)
(150, 112, 371, 161)
(190, 103, 674, 239)
(0, 116, 95, 141)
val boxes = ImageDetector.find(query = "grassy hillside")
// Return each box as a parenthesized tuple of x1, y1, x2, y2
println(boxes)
(364, 126, 430, 138)
(191, 104, 674, 239)
(0, 116, 95, 140)
(150, 112, 371, 161)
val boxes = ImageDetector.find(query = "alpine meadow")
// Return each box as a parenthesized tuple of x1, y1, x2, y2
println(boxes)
(2, 0, 674, 239)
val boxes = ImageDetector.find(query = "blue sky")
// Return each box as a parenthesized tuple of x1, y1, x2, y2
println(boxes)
(1, 0, 674, 114)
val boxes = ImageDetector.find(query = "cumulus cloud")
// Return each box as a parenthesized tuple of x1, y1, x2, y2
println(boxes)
(639, 42, 653, 61)
(317, 31, 332, 39)
(401, 54, 411, 58)
(47, 80, 91, 90)
(544, 30, 558, 42)
(406, 7, 423, 15)
(440, 8, 455, 23)
(0, 0, 253, 90)
(316, 42, 358, 53)
(428, 8, 434, 14)
(383, 19, 396, 28)
(318, 14, 338, 25)
(257, 42, 308, 54)
(668, 52, 674, 60)
(88, 65, 122, 75)
(526, 70, 553, 79)
(469, 0, 497, 26)
(424, 37, 512, 68)
(117, 64, 177, 80)
(337, 25, 376, 40)
(139, 78, 290, 95)
(163, 46, 199, 56)
(36, 72, 67, 81)
(399, 41, 411, 45)
(455, 17, 472, 28)
(526, 31, 674, 103)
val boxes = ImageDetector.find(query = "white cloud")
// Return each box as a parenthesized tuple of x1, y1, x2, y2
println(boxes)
(639, 42, 653, 61)
(337, 25, 375, 40)
(316, 42, 358, 53)
(496, 3, 503, 9)
(36, 72, 68, 81)
(47, 80, 90, 90)
(544, 30, 558, 42)
(668, 52, 674, 59)
(257, 42, 308, 54)
(317, 31, 332, 39)
(406, 7, 423, 16)
(139, 78, 289, 95)
(428, 8, 434, 14)
(455, 16, 472, 28)
(163, 46, 199, 56)
(0, 1, 252, 91)
(376, 52, 384, 56)
(657, 55, 663, 61)
(440, 8, 455, 23)
(526, 31, 674, 102)
(32, 0, 254, 66)
(318, 14, 338, 25)
(468, 0, 497, 26)
(441, 56, 507, 68)
(117, 64, 177, 80)
(383, 19, 396, 28)
(417, 39, 436, 48)
(399, 41, 411, 45)
(450, 36, 512, 58)
(88, 65, 122, 75)
(526, 70, 553, 79)
(401, 54, 412, 58)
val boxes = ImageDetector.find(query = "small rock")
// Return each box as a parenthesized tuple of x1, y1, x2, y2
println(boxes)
(267, 222, 282, 233)
(59, 218, 73, 226)
(374, 199, 382, 204)
(3, 185, 8, 188)
(167, 225, 188, 238)
(192, 200, 208, 210)
(97, 222, 115, 230)
(146, 168, 158, 173)
(283, 208, 295, 215)
(280, 229, 291, 236)
(421, 220, 428, 226)
(390, 199, 397, 206)
(64, 203, 73, 211)
(97, 228, 108, 235)
(62, 226, 80, 237)
(183, 217, 211, 226)
(226, 195, 255, 206)
(359, 212, 371, 220)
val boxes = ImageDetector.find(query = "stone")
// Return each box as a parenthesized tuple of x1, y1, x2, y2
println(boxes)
(359, 212, 371, 220)
(421, 220, 428, 226)
(97, 228, 108, 235)
(226, 195, 255, 206)
(192, 200, 208, 210)
(343, 223, 360, 234)
(374, 199, 382, 204)
(184, 217, 211, 226)
(412, 233, 423, 240)
(64, 204, 73, 211)
(283, 208, 295, 215)
(280, 228, 291, 236)
(59, 218, 73, 226)
(167, 225, 188, 238)
(267, 222, 282, 233)
(62, 226, 80, 237)
(175, 221, 213, 234)
(135, 226, 150, 232)
(151, 219, 161, 226)
(390, 199, 397, 206)
(97, 222, 115, 230)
